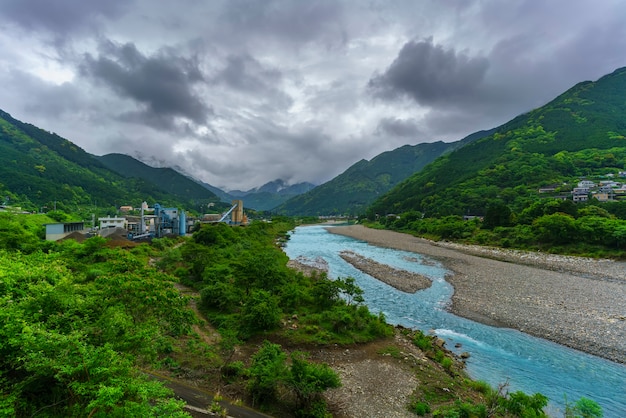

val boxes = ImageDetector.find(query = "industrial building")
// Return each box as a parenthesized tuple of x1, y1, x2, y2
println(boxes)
(45, 200, 247, 242)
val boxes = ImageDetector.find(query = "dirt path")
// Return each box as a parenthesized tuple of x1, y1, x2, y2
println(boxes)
(173, 282, 221, 346)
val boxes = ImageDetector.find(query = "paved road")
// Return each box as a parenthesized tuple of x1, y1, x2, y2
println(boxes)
(145, 371, 274, 418)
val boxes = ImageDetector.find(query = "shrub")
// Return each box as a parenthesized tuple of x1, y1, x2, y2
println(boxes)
(247, 341, 288, 405)
(410, 401, 431, 416)
(565, 396, 603, 418)
(412, 330, 433, 351)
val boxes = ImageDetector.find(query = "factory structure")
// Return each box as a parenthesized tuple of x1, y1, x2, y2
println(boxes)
(128, 200, 249, 238)
(125, 200, 247, 240)
(45, 200, 247, 241)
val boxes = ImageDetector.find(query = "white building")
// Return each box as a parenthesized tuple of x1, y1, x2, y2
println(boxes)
(98, 216, 127, 229)
(577, 180, 596, 188)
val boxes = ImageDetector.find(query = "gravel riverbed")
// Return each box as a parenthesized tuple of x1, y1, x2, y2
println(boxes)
(326, 225, 626, 364)
(339, 250, 431, 293)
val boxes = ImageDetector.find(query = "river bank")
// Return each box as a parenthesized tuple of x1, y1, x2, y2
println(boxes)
(326, 225, 626, 364)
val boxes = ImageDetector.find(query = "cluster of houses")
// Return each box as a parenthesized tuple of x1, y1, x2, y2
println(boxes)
(539, 172, 626, 203)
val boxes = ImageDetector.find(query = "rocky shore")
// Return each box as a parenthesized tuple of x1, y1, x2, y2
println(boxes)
(339, 250, 431, 293)
(327, 225, 626, 364)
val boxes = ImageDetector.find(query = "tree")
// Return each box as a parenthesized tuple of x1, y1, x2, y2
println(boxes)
(247, 341, 287, 405)
(565, 397, 603, 418)
(287, 351, 341, 413)
(483, 202, 512, 229)
(336, 277, 364, 306)
(240, 289, 282, 336)
(532, 213, 577, 244)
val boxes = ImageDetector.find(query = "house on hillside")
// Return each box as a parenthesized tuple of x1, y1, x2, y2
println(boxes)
(577, 180, 596, 188)
(593, 192, 614, 202)
(572, 187, 590, 203)
(538, 184, 560, 193)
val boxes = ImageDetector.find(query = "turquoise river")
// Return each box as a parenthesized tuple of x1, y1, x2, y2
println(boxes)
(283, 225, 626, 417)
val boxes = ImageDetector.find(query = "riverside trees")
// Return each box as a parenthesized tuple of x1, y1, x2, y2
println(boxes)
(0, 236, 192, 416)
(377, 199, 626, 257)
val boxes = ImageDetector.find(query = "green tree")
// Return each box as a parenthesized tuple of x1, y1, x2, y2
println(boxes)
(287, 351, 341, 413)
(247, 341, 288, 405)
(565, 397, 603, 418)
(483, 202, 512, 229)
(240, 289, 282, 336)
(532, 213, 577, 244)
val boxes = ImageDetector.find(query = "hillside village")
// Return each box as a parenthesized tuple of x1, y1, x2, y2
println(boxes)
(540, 172, 626, 203)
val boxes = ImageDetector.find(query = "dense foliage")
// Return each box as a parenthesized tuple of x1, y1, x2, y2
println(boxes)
(374, 198, 626, 257)
(165, 220, 392, 345)
(0, 225, 193, 416)
(276, 130, 495, 216)
(369, 67, 626, 220)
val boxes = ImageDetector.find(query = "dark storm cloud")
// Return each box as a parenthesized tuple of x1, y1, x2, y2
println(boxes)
(80, 41, 211, 127)
(219, 0, 345, 46)
(213, 54, 281, 92)
(376, 117, 422, 138)
(0, 0, 129, 36)
(368, 37, 489, 106)
(210, 54, 293, 109)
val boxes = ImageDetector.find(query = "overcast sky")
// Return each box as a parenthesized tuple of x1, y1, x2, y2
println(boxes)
(1, 0, 625, 191)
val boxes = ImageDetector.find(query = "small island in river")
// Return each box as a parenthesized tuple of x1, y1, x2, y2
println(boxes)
(339, 250, 431, 293)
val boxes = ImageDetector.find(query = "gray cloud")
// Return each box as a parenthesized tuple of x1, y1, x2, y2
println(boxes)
(213, 54, 280, 91)
(80, 41, 211, 128)
(218, 0, 346, 48)
(0, 0, 129, 37)
(1, 1, 626, 190)
(376, 118, 422, 139)
(368, 37, 489, 106)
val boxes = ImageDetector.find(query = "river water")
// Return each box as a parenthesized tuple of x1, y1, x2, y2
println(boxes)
(283, 225, 626, 417)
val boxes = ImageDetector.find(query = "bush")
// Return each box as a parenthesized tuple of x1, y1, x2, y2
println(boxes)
(247, 341, 287, 405)
(413, 330, 433, 351)
(410, 401, 431, 416)
(240, 289, 282, 337)
(565, 396, 603, 418)
(287, 351, 341, 411)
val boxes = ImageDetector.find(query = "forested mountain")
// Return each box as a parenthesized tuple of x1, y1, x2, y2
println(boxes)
(96, 153, 222, 208)
(369, 67, 626, 218)
(276, 129, 495, 216)
(0, 110, 218, 214)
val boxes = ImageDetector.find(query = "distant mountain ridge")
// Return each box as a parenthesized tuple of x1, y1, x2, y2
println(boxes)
(0, 110, 217, 212)
(275, 129, 496, 216)
(368, 66, 626, 218)
(205, 179, 316, 211)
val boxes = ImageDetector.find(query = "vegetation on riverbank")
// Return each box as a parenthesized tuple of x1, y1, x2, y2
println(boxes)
(367, 197, 626, 259)
(0, 212, 603, 416)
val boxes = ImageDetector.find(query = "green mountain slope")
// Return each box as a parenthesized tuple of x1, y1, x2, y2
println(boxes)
(0, 110, 216, 213)
(96, 153, 220, 207)
(369, 67, 626, 218)
(276, 129, 495, 216)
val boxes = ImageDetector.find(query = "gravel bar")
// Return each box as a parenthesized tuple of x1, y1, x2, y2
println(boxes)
(326, 225, 626, 364)
(339, 250, 431, 293)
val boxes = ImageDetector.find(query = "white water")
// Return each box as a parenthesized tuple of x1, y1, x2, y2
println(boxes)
(283, 225, 626, 417)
